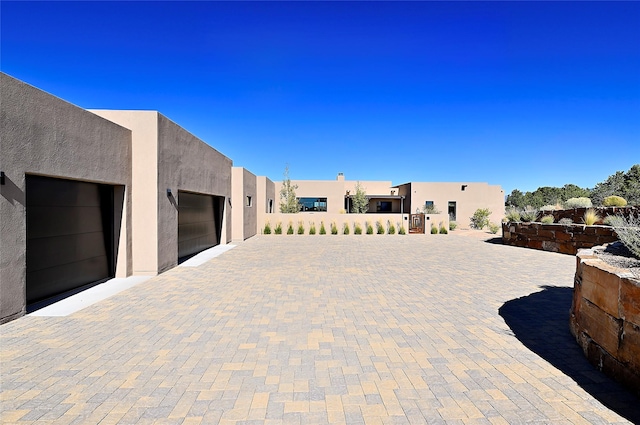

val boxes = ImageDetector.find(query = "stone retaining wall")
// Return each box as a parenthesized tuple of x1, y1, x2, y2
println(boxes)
(502, 222, 618, 255)
(570, 249, 640, 397)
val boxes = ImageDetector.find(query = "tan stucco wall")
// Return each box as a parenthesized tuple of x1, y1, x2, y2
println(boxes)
(89, 110, 158, 275)
(232, 167, 257, 241)
(256, 176, 276, 236)
(401, 182, 504, 229)
(261, 213, 409, 234)
(273, 177, 394, 214)
(91, 110, 232, 274)
(1, 73, 132, 323)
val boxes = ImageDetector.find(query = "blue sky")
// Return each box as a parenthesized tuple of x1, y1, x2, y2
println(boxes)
(2, 1, 639, 196)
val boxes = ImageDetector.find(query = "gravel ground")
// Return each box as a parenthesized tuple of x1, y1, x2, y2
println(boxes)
(593, 241, 640, 280)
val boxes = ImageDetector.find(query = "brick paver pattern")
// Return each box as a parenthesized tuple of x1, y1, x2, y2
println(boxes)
(1, 234, 638, 424)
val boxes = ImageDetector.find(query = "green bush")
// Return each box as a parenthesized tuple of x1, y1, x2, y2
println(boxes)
(343, 222, 350, 235)
(564, 197, 592, 209)
(309, 222, 316, 235)
(611, 213, 640, 259)
(398, 226, 406, 235)
(505, 207, 521, 222)
(297, 221, 305, 235)
(376, 221, 385, 234)
(365, 221, 373, 234)
(439, 222, 448, 234)
(263, 221, 272, 234)
(354, 222, 363, 235)
(388, 221, 396, 234)
(449, 221, 457, 231)
(488, 222, 500, 234)
(287, 222, 294, 235)
(431, 224, 438, 234)
(331, 222, 338, 235)
(319, 221, 327, 235)
(603, 195, 627, 207)
(520, 207, 539, 222)
(603, 215, 623, 226)
(558, 218, 573, 225)
(540, 215, 554, 224)
(274, 222, 283, 234)
(470, 208, 491, 229)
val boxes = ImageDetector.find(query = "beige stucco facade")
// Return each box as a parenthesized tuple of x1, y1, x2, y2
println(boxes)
(90, 110, 233, 274)
(397, 182, 505, 228)
(1, 73, 133, 323)
(231, 167, 257, 241)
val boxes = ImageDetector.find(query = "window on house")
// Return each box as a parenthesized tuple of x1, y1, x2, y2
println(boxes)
(448, 201, 457, 221)
(268, 199, 273, 213)
(377, 201, 392, 212)
(298, 197, 327, 212)
(246, 196, 252, 207)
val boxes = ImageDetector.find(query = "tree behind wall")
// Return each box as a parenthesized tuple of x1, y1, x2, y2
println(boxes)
(279, 165, 301, 213)
(351, 181, 369, 213)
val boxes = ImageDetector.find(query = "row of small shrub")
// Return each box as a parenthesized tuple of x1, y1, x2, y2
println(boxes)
(506, 207, 626, 226)
(539, 195, 628, 211)
(264, 220, 407, 235)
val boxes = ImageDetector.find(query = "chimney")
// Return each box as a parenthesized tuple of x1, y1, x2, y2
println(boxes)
(337, 172, 344, 181)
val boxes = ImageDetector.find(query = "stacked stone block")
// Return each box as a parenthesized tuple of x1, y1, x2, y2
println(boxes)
(571, 249, 640, 397)
(502, 222, 618, 255)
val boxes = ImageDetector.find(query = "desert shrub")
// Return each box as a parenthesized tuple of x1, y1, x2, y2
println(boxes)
(558, 218, 573, 225)
(309, 222, 316, 235)
(319, 221, 327, 235)
(520, 207, 539, 223)
(611, 213, 640, 258)
(439, 222, 448, 234)
(274, 222, 283, 234)
(343, 222, 350, 235)
(431, 224, 438, 234)
(583, 208, 601, 225)
(287, 222, 294, 235)
(505, 207, 521, 222)
(449, 221, 457, 231)
(540, 204, 561, 211)
(540, 215, 555, 224)
(297, 221, 305, 235)
(264, 221, 272, 234)
(489, 222, 500, 234)
(331, 222, 338, 235)
(399, 226, 406, 235)
(388, 221, 396, 234)
(354, 222, 363, 235)
(376, 221, 385, 234)
(603, 215, 623, 227)
(365, 221, 373, 234)
(603, 195, 627, 207)
(470, 208, 491, 229)
(564, 197, 592, 209)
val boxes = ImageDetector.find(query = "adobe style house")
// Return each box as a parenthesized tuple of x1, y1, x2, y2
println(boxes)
(1, 73, 504, 324)
(272, 173, 505, 228)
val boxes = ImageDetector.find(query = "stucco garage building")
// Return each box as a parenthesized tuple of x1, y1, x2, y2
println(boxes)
(1, 73, 133, 323)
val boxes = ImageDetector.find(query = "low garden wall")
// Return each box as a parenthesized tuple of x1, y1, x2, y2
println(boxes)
(570, 249, 640, 396)
(502, 222, 617, 255)
(261, 212, 450, 235)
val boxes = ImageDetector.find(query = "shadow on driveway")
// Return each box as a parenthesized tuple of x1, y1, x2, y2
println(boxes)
(499, 286, 640, 423)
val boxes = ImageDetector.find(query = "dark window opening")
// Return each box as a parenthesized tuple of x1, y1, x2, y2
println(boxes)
(377, 201, 392, 212)
(298, 197, 327, 212)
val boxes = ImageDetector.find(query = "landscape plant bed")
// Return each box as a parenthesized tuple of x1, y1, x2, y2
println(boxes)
(571, 246, 640, 396)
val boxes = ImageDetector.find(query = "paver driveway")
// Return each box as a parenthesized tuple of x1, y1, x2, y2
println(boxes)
(1, 233, 639, 424)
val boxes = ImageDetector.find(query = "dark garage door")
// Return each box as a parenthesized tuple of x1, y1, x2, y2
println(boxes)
(178, 191, 222, 260)
(26, 175, 114, 304)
